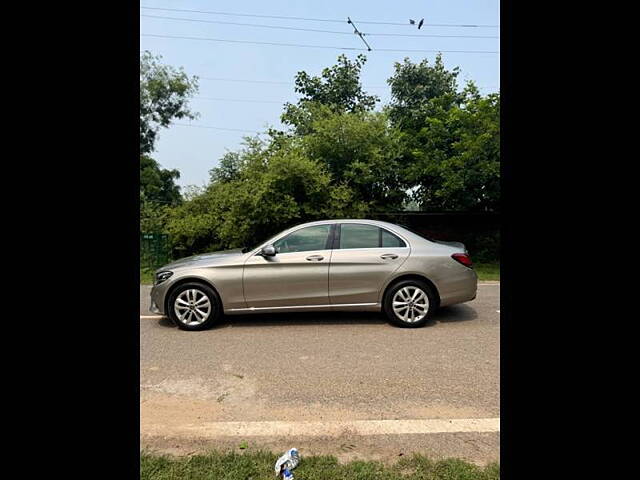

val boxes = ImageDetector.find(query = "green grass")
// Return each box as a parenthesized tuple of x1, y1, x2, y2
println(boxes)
(140, 268, 154, 285)
(474, 262, 500, 282)
(140, 451, 499, 480)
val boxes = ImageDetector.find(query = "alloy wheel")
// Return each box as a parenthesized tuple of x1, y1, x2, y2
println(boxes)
(174, 288, 212, 326)
(392, 286, 429, 323)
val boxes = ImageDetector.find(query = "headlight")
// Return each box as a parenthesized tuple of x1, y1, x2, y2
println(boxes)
(155, 271, 173, 285)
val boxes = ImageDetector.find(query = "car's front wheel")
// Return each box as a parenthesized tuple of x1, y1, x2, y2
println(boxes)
(167, 282, 221, 331)
(383, 279, 437, 328)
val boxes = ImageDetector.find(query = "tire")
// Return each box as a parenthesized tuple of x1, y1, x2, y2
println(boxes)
(383, 279, 437, 328)
(166, 282, 222, 331)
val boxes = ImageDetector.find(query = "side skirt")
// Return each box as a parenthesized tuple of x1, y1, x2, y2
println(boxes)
(225, 303, 381, 315)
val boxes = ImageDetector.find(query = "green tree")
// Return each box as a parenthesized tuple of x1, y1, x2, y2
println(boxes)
(140, 53, 198, 233)
(403, 86, 500, 212)
(163, 53, 500, 259)
(281, 54, 378, 134)
(167, 138, 369, 256)
(209, 137, 266, 184)
(387, 54, 462, 131)
(140, 155, 182, 206)
(301, 107, 405, 210)
(140, 51, 199, 154)
(140, 193, 173, 233)
(385, 56, 499, 212)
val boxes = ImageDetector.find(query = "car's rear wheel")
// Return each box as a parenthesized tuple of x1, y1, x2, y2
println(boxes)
(167, 282, 221, 331)
(383, 279, 436, 328)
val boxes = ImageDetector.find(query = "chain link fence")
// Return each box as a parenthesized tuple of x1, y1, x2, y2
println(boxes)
(140, 233, 171, 271)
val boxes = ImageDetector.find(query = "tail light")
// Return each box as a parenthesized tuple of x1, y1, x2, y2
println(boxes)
(452, 253, 473, 268)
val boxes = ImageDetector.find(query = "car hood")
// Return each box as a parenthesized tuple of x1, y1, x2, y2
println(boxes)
(161, 248, 245, 270)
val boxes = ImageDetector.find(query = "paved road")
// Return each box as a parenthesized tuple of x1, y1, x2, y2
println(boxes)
(140, 284, 500, 464)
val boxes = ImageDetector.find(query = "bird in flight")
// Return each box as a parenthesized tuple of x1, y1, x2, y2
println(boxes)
(418, 18, 424, 29)
(409, 19, 416, 25)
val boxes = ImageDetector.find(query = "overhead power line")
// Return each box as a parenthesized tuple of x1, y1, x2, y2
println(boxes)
(141, 14, 499, 39)
(367, 31, 498, 39)
(141, 33, 499, 54)
(195, 96, 283, 104)
(141, 61, 498, 91)
(141, 14, 354, 35)
(173, 122, 262, 134)
(142, 33, 362, 51)
(198, 76, 291, 86)
(197, 76, 387, 89)
(140, 6, 499, 28)
(194, 89, 497, 105)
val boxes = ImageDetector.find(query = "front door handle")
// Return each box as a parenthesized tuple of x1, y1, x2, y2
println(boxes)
(380, 253, 398, 260)
(306, 255, 324, 261)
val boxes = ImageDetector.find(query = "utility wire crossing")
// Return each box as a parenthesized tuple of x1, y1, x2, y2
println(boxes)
(347, 17, 372, 51)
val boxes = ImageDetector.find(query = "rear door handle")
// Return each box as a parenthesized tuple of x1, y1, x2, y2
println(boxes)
(380, 253, 398, 260)
(306, 255, 324, 261)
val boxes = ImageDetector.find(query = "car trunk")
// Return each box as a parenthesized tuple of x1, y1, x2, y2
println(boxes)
(432, 240, 467, 252)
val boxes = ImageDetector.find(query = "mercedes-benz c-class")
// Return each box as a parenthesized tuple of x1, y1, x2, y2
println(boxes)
(149, 219, 477, 330)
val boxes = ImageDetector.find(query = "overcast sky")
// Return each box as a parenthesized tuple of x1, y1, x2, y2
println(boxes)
(140, 0, 500, 189)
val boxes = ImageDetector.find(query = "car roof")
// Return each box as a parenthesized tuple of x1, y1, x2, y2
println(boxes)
(295, 219, 401, 228)
(284, 219, 423, 242)
(251, 219, 429, 253)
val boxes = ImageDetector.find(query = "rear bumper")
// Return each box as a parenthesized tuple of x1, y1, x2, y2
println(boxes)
(437, 267, 478, 307)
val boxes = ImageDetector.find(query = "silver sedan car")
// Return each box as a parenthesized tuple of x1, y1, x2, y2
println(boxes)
(150, 219, 477, 330)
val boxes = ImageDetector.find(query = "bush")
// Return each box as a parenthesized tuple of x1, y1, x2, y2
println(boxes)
(167, 142, 370, 258)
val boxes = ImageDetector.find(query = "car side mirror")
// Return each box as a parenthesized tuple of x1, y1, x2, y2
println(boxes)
(260, 245, 276, 257)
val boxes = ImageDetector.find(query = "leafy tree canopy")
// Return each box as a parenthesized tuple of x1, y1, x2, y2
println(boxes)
(387, 54, 462, 131)
(140, 155, 182, 206)
(154, 54, 500, 255)
(402, 86, 500, 212)
(281, 54, 378, 134)
(300, 106, 405, 211)
(140, 51, 199, 154)
(167, 138, 368, 255)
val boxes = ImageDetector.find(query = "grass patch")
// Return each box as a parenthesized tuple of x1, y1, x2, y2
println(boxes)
(140, 450, 499, 480)
(140, 268, 154, 285)
(474, 262, 500, 282)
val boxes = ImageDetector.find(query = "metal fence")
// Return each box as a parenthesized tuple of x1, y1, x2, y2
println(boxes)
(140, 233, 170, 271)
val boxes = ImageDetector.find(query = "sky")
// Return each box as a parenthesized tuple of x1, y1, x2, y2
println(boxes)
(140, 0, 500, 189)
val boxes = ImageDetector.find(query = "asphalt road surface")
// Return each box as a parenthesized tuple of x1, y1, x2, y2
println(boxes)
(140, 283, 500, 464)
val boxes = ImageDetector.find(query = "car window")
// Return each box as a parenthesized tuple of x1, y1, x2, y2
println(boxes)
(273, 225, 331, 254)
(339, 224, 380, 249)
(382, 229, 406, 248)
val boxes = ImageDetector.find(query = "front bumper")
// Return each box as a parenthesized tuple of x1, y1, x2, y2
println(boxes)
(149, 297, 161, 314)
(149, 282, 170, 315)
